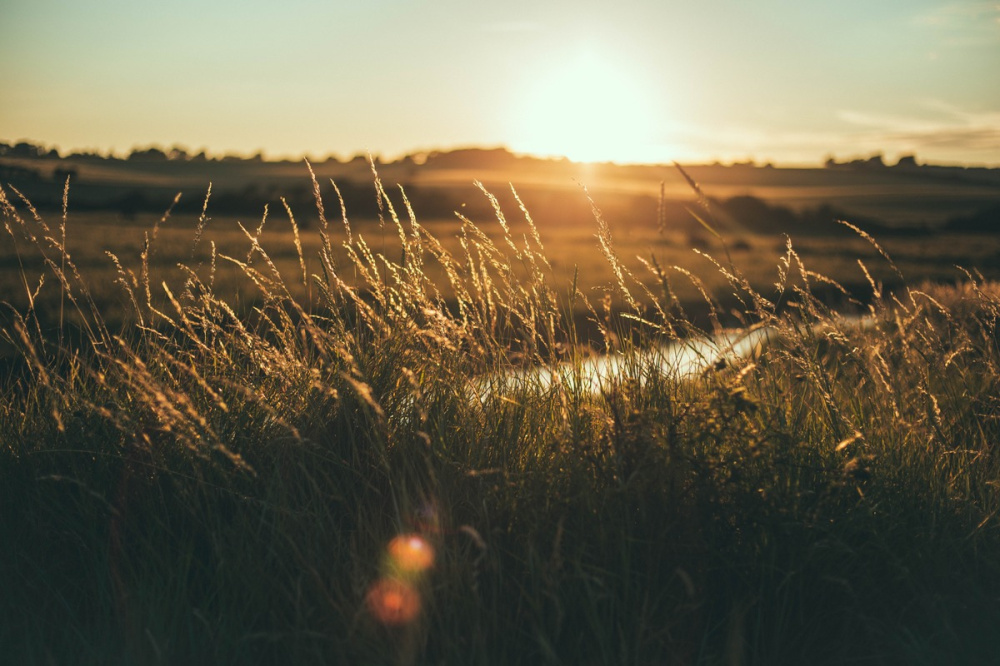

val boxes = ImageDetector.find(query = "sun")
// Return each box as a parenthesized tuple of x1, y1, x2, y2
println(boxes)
(509, 51, 658, 164)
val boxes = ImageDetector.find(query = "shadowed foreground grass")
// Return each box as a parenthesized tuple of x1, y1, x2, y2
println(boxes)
(1, 174, 999, 665)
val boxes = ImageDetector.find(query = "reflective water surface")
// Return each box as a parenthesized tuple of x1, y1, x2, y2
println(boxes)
(475, 315, 873, 401)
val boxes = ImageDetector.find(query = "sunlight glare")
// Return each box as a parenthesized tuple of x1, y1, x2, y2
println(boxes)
(510, 50, 658, 164)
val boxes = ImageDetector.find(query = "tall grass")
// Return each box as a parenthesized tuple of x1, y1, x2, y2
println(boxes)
(1, 168, 998, 665)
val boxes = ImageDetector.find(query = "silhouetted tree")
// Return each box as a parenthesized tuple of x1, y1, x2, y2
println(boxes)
(128, 147, 168, 161)
(423, 147, 517, 168)
(11, 141, 45, 158)
(66, 150, 106, 161)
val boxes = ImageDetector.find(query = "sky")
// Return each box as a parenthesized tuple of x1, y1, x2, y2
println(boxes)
(2, 0, 999, 166)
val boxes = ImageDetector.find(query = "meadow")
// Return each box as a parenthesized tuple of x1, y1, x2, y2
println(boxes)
(1, 161, 999, 664)
(4, 153, 999, 339)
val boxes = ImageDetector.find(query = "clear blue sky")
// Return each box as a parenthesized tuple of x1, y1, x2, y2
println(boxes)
(2, 0, 998, 165)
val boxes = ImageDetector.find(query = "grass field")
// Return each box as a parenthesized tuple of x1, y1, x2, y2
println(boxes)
(2, 167, 999, 664)
(3, 169, 998, 338)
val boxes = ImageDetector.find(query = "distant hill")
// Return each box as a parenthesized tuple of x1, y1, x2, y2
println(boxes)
(3, 141, 999, 232)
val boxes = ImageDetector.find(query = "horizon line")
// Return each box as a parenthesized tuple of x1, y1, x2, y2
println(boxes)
(2, 138, 998, 170)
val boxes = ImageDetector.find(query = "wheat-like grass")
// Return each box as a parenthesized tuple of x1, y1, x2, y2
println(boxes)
(1, 166, 998, 665)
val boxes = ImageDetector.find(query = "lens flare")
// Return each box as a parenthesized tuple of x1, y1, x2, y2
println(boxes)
(387, 534, 435, 573)
(366, 577, 421, 626)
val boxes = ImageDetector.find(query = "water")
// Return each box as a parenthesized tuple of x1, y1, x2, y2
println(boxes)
(473, 314, 873, 401)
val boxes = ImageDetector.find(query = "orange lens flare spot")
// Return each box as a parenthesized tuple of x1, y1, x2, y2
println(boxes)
(387, 534, 435, 573)
(366, 578, 421, 626)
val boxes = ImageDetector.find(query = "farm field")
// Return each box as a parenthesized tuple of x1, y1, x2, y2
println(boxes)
(5, 148, 1000, 226)
(3, 149, 999, 334)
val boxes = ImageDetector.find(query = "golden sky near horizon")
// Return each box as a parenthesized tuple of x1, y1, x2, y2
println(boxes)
(2, 0, 999, 165)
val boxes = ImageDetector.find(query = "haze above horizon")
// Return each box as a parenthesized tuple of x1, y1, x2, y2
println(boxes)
(2, 0, 998, 167)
